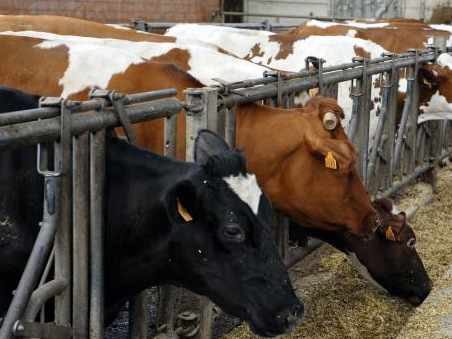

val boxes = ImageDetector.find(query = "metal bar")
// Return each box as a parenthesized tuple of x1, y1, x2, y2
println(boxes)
(24, 279, 68, 321)
(72, 133, 90, 339)
(184, 89, 209, 159)
(135, 21, 300, 31)
(12, 321, 72, 339)
(54, 101, 72, 327)
(273, 213, 289, 261)
(129, 292, 149, 339)
(393, 65, 415, 173)
(0, 88, 178, 126)
(89, 130, 105, 339)
(378, 163, 432, 198)
(184, 88, 212, 339)
(285, 239, 323, 269)
(222, 10, 353, 20)
(0, 99, 183, 148)
(218, 52, 439, 109)
(216, 49, 445, 95)
(368, 70, 392, 191)
(0, 175, 60, 339)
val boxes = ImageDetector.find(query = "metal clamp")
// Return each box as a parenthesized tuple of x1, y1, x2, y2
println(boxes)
(305, 56, 325, 95)
(36, 97, 70, 177)
(89, 89, 137, 144)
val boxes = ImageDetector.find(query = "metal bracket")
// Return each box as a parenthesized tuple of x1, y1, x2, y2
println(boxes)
(13, 321, 72, 339)
(89, 89, 137, 144)
(36, 97, 70, 178)
(305, 56, 325, 95)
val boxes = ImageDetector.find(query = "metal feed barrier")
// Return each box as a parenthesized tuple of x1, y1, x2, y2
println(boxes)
(2, 46, 452, 339)
(180, 43, 452, 304)
(0, 88, 184, 339)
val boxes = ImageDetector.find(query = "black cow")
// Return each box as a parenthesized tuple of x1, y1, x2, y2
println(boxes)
(290, 198, 432, 305)
(0, 87, 303, 337)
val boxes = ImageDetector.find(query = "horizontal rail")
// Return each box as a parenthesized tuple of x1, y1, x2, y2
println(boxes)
(222, 11, 353, 21)
(133, 20, 299, 31)
(0, 88, 177, 126)
(218, 50, 442, 108)
(0, 98, 183, 148)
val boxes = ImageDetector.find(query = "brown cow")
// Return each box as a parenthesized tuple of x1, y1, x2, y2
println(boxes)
(236, 97, 375, 234)
(293, 19, 451, 53)
(0, 32, 377, 238)
(0, 14, 175, 43)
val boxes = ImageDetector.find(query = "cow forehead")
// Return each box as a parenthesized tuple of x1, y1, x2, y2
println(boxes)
(222, 173, 262, 215)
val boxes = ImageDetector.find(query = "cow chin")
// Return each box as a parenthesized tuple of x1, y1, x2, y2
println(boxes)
(246, 302, 304, 337)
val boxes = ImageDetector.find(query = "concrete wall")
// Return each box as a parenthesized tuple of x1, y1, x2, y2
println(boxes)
(243, 0, 330, 24)
(241, 0, 452, 23)
(0, 0, 220, 23)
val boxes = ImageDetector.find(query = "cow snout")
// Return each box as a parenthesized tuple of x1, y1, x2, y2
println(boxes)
(277, 303, 304, 333)
(408, 278, 433, 306)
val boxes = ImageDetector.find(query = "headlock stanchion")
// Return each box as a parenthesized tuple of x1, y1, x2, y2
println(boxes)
(173, 45, 452, 339)
(0, 89, 182, 339)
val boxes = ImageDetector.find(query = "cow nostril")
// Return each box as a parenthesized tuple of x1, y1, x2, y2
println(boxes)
(290, 304, 304, 319)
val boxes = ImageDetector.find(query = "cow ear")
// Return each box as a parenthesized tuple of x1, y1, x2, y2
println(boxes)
(171, 180, 198, 223)
(373, 198, 393, 214)
(194, 129, 231, 165)
(418, 66, 440, 90)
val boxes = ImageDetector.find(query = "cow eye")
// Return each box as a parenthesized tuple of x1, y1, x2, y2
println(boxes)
(407, 238, 416, 249)
(222, 224, 246, 243)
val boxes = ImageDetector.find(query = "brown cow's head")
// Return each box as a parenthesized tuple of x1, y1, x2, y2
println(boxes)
(286, 96, 377, 236)
(236, 96, 377, 237)
(344, 198, 432, 305)
(290, 198, 431, 305)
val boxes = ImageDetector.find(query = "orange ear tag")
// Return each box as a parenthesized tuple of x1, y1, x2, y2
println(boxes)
(177, 199, 193, 222)
(385, 226, 396, 241)
(325, 151, 338, 170)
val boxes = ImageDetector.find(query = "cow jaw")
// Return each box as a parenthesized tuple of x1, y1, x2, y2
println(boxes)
(347, 252, 387, 292)
(223, 173, 262, 215)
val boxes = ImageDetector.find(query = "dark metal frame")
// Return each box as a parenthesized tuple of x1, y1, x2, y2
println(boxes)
(0, 89, 182, 339)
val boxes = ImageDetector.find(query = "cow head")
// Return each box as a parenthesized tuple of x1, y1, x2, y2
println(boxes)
(418, 61, 452, 114)
(264, 96, 377, 237)
(167, 130, 303, 337)
(344, 198, 432, 305)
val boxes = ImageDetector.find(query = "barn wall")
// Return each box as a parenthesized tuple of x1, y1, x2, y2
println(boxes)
(0, 0, 221, 23)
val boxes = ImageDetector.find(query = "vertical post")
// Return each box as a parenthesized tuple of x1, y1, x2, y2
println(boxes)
(156, 110, 180, 339)
(350, 58, 371, 184)
(185, 87, 215, 339)
(158, 88, 214, 339)
(185, 88, 211, 158)
(72, 133, 90, 339)
(381, 64, 399, 191)
(393, 60, 416, 175)
(224, 106, 236, 147)
(54, 100, 73, 327)
(89, 129, 105, 339)
(129, 296, 149, 339)
(368, 58, 399, 194)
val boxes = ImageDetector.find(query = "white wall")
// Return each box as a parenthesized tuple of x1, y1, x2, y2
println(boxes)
(243, 0, 330, 24)
(241, 0, 452, 22)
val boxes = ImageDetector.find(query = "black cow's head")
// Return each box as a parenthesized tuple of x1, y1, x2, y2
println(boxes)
(166, 130, 303, 337)
(344, 198, 432, 305)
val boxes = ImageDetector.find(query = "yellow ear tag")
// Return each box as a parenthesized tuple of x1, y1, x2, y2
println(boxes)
(177, 199, 193, 222)
(325, 151, 338, 170)
(385, 226, 396, 241)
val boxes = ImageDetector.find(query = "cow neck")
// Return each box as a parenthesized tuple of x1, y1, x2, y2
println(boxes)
(104, 138, 192, 301)
(235, 103, 304, 185)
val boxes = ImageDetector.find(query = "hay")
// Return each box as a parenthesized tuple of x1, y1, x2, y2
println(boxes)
(223, 165, 452, 339)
